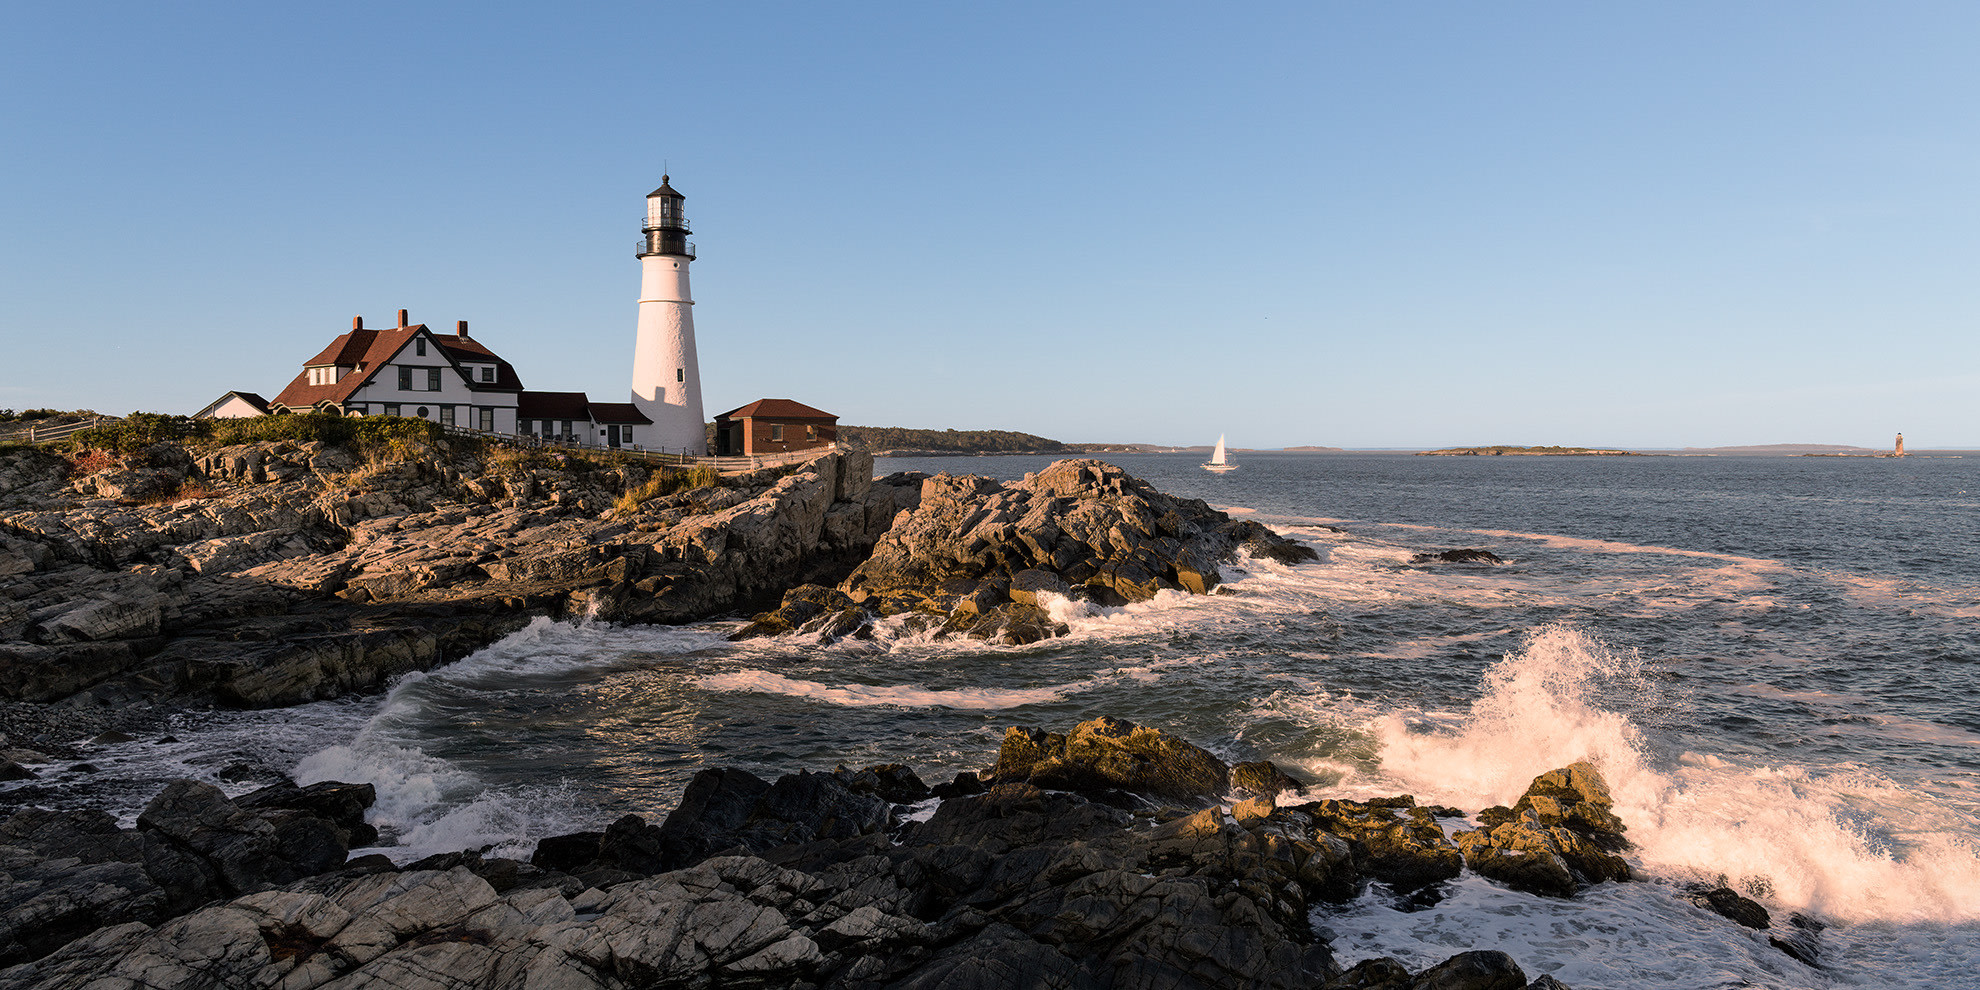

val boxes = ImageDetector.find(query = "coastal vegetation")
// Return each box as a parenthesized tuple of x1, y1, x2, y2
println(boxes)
(1419, 445, 1643, 456)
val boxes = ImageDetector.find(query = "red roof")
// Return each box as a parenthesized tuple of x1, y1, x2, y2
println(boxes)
(517, 391, 592, 419)
(713, 398, 837, 421)
(273, 324, 524, 410)
(587, 401, 651, 424)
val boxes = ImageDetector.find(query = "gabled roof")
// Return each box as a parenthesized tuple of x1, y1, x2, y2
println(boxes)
(517, 391, 592, 419)
(587, 401, 651, 424)
(713, 398, 837, 421)
(273, 323, 525, 410)
(437, 337, 525, 391)
(193, 391, 270, 418)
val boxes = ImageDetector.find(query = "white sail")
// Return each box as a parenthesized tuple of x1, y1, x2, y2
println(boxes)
(1203, 434, 1237, 472)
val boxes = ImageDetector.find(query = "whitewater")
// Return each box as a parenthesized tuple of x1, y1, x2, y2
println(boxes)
(19, 451, 1977, 988)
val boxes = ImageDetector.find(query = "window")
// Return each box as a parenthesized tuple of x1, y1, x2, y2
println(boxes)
(384, 403, 401, 417)
(770, 424, 785, 442)
(398, 367, 412, 391)
(480, 367, 494, 382)
(416, 338, 427, 357)
(806, 425, 816, 439)
(439, 405, 455, 426)
(416, 406, 430, 419)
(478, 407, 494, 431)
(427, 368, 442, 392)
(561, 420, 574, 439)
(676, 367, 684, 383)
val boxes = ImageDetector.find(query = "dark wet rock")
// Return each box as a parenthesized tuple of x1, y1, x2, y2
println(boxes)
(0, 761, 32, 780)
(1408, 949, 1528, 989)
(930, 769, 988, 800)
(1412, 548, 1504, 565)
(234, 779, 379, 847)
(1324, 956, 1413, 988)
(995, 716, 1231, 805)
(1689, 884, 1770, 929)
(649, 767, 890, 873)
(1232, 759, 1308, 799)
(1770, 912, 1824, 966)
(1456, 762, 1632, 897)
(834, 762, 933, 804)
(528, 830, 603, 872)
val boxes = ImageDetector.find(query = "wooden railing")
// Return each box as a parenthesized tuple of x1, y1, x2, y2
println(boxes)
(0, 416, 114, 446)
(440, 424, 838, 473)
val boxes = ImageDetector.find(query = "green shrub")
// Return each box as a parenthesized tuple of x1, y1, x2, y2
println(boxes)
(68, 413, 209, 454)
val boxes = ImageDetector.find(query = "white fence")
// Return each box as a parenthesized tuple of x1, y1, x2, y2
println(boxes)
(0, 416, 114, 446)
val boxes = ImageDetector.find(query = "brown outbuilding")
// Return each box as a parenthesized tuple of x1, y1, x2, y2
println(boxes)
(712, 399, 838, 456)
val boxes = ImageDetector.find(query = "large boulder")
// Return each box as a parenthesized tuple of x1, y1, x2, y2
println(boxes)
(994, 716, 1231, 805)
(824, 459, 1314, 644)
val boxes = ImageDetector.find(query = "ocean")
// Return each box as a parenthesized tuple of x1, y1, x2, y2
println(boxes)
(25, 452, 1980, 988)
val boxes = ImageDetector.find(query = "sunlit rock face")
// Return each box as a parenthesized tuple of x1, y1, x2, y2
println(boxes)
(735, 458, 1317, 646)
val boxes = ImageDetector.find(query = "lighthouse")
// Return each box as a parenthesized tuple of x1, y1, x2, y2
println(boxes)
(629, 176, 706, 454)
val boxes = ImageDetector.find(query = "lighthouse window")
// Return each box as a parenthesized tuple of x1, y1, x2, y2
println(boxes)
(676, 368, 684, 383)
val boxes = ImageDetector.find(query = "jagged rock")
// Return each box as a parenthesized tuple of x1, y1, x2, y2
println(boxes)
(1688, 884, 1770, 929)
(0, 761, 33, 780)
(1770, 913, 1824, 966)
(1232, 759, 1308, 799)
(835, 459, 1314, 644)
(1412, 548, 1504, 565)
(832, 763, 933, 804)
(1456, 763, 1631, 897)
(1297, 797, 1464, 892)
(995, 716, 1231, 805)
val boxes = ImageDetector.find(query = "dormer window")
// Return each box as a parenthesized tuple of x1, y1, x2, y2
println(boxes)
(480, 367, 494, 382)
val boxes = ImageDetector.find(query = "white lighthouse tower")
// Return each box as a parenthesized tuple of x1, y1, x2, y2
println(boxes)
(629, 176, 706, 454)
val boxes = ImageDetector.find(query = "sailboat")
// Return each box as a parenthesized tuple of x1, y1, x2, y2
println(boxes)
(1203, 434, 1238, 473)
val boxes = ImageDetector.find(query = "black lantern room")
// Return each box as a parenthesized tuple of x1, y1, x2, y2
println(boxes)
(639, 176, 694, 258)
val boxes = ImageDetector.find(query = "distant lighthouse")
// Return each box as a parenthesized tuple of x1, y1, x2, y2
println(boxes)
(1895, 432, 1906, 457)
(629, 176, 706, 454)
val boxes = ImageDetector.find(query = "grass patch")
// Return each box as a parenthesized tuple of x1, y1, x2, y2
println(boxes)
(613, 464, 723, 514)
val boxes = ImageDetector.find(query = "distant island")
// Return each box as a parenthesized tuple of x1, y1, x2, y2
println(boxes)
(837, 425, 1073, 457)
(1419, 445, 1644, 457)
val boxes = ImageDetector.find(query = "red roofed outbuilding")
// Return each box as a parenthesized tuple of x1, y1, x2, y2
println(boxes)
(712, 399, 838, 456)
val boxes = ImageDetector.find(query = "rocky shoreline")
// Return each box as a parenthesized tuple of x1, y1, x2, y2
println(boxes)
(2, 435, 1303, 715)
(0, 714, 1812, 988)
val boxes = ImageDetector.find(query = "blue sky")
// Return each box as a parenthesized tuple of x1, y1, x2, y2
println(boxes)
(3, 2, 1975, 448)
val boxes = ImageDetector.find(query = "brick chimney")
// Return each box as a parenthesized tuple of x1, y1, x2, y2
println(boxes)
(398, 309, 410, 327)
(456, 320, 469, 338)
(353, 316, 363, 330)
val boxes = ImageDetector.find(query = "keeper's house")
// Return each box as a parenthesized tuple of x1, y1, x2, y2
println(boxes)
(265, 311, 524, 433)
(712, 399, 838, 456)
